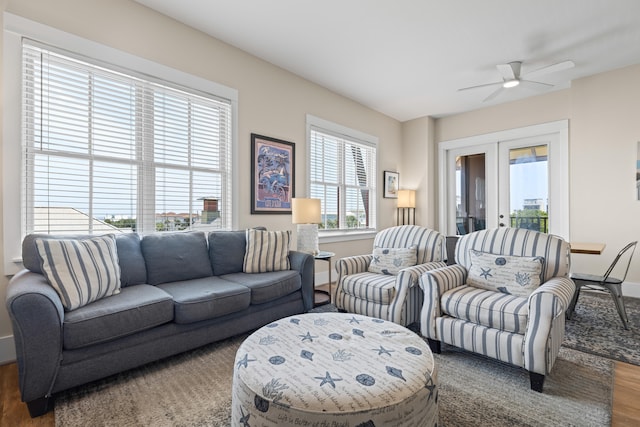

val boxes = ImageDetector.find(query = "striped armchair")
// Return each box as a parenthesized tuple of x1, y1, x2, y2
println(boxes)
(335, 225, 446, 326)
(419, 228, 574, 392)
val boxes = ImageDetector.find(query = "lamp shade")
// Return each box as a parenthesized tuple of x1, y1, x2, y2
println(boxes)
(397, 190, 416, 208)
(292, 198, 321, 224)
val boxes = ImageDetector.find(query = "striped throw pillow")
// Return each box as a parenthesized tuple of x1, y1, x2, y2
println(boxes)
(243, 229, 291, 273)
(35, 235, 121, 311)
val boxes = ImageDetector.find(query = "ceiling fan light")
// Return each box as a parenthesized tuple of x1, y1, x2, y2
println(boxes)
(503, 79, 520, 88)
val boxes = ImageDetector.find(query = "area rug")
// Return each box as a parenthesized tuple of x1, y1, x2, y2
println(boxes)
(55, 326, 613, 426)
(564, 290, 640, 365)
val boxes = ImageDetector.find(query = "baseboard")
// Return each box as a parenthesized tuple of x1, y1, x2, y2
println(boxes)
(0, 335, 16, 365)
(623, 281, 640, 298)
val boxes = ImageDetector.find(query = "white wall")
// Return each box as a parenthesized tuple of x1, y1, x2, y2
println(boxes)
(0, 0, 403, 361)
(432, 64, 640, 291)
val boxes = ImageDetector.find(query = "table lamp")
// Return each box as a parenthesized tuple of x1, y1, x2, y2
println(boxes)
(397, 189, 416, 225)
(292, 198, 321, 254)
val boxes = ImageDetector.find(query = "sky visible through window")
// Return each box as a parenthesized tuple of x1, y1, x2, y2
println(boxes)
(24, 43, 232, 234)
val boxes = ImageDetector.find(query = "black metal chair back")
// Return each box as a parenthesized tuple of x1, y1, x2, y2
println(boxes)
(567, 241, 637, 329)
(601, 241, 637, 283)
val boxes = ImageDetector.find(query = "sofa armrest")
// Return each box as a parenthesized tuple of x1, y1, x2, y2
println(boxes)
(388, 261, 447, 324)
(524, 277, 575, 374)
(335, 254, 373, 298)
(336, 254, 373, 277)
(528, 277, 575, 315)
(288, 251, 315, 311)
(5, 270, 64, 403)
(418, 264, 468, 338)
(397, 261, 448, 289)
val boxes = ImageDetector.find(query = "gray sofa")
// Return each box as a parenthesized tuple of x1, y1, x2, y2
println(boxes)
(5, 230, 314, 417)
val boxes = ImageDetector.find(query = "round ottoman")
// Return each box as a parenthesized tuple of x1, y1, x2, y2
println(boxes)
(231, 312, 438, 426)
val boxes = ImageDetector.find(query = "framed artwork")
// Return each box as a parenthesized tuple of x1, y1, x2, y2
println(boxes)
(383, 171, 399, 198)
(251, 133, 295, 214)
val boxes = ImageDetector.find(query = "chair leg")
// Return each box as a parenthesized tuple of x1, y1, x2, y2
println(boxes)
(529, 372, 545, 393)
(566, 284, 582, 320)
(427, 338, 441, 354)
(27, 396, 54, 417)
(605, 283, 630, 330)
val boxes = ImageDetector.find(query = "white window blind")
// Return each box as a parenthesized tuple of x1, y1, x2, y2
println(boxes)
(21, 41, 233, 236)
(309, 126, 376, 231)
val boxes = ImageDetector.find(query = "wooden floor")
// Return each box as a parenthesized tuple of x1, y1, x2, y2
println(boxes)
(1, 358, 639, 426)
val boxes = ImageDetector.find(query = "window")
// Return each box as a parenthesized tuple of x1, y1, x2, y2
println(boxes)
(21, 41, 233, 236)
(307, 116, 377, 233)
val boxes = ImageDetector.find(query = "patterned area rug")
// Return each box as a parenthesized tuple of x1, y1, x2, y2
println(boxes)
(55, 312, 613, 426)
(564, 290, 640, 365)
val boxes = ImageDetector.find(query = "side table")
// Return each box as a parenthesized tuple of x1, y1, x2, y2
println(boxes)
(313, 251, 335, 307)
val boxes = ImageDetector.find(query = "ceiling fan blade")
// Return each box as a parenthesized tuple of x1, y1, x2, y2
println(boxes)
(520, 79, 554, 89)
(458, 81, 503, 92)
(497, 62, 520, 80)
(522, 60, 575, 79)
(483, 87, 505, 102)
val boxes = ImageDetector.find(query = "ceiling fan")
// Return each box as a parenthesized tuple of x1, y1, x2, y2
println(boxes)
(459, 60, 575, 102)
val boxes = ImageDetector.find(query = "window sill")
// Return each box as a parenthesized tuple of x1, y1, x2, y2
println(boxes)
(319, 230, 377, 244)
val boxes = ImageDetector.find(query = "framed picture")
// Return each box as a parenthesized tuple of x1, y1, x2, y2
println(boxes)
(251, 133, 295, 214)
(384, 171, 399, 198)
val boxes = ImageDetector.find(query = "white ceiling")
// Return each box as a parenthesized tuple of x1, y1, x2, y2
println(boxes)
(134, 0, 640, 122)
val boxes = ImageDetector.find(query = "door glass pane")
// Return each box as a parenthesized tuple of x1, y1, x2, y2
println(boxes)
(508, 145, 548, 232)
(455, 154, 486, 235)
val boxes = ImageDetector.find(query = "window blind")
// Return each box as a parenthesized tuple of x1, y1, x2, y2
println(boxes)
(21, 41, 233, 236)
(309, 126, 376, 231)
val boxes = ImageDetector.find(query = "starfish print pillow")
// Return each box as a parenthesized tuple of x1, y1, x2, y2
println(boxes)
(368, 246, 418, 275)
(467, 250, 544, 297)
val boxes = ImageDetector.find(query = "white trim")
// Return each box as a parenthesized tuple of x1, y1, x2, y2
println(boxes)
(306, 115, 378, 148)
(319, 230, 376, 244)
(438, 120, 569, 239)
(2, 13, 239, 274)
(0, 335, 16, 365)
(623, 281, 640, 299)
(305, 114, 379, 235)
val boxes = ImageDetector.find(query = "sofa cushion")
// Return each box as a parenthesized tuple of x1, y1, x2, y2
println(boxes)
(157, 277, 251, 324)
(208, 230, 247, 275)
(36, 234, 121, 311)
(221, 270, 301, 304)
(368, 246, 417, 275)
(63, 284, 173, 349)
(141, 231, 213, 285)
(441, 285, 529, 334)
(23, 233, 146, 287)
(467, 250, 544, 297)
(243, 229, 291, 273)
(115, 233, 147, 287)
(340, 272, 397, 305)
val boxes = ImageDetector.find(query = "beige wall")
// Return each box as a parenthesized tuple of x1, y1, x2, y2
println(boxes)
(0, 0, 403, 351)
(401, 116, 437, 228)
(433, 64, 640, 286)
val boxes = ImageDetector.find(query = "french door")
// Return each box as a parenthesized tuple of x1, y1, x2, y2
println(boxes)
(438, 121, 569, 239)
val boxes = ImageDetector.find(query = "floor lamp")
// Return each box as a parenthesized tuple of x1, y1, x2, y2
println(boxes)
(292, 198, 321, 255)
(397, 190, 416, 225)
